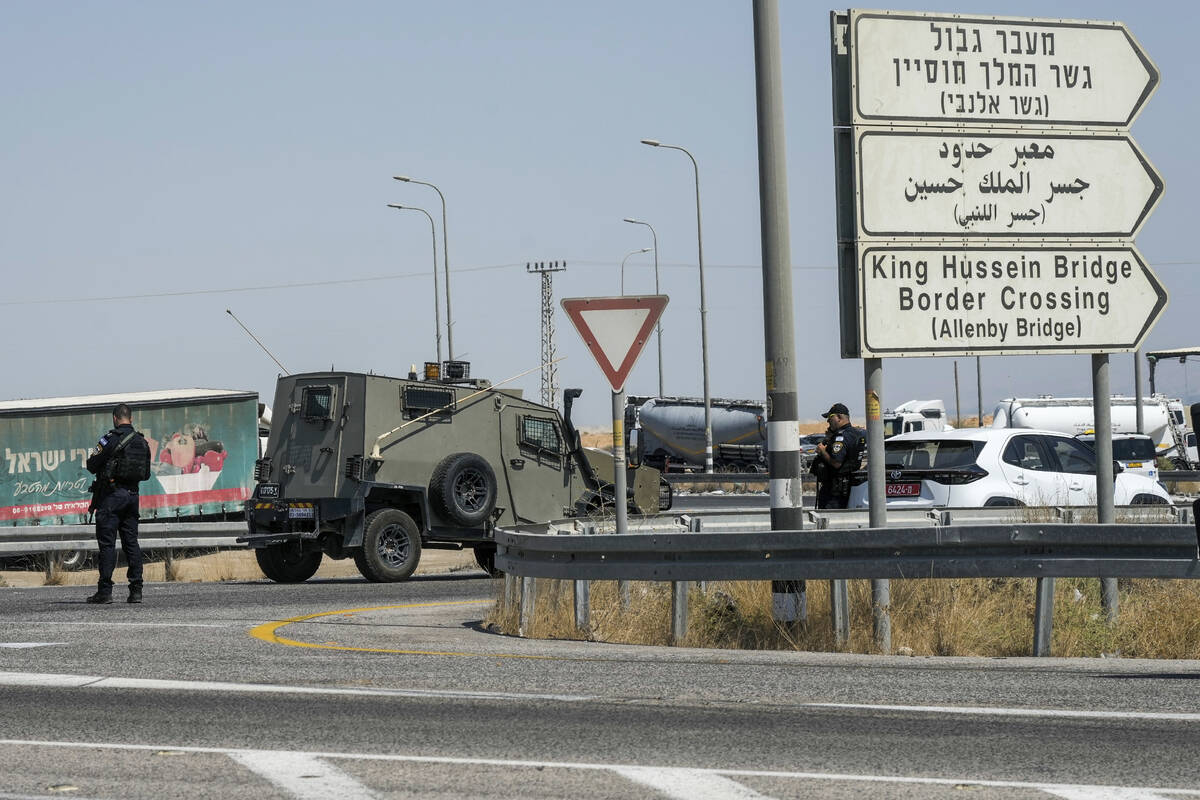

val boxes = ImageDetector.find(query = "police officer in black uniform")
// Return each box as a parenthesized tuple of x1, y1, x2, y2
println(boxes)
(85, 403, 150, 604)
(810, 402, 865, 509)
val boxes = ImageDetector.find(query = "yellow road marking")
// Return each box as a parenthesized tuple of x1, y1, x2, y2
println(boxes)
(248, 601, 552, 660)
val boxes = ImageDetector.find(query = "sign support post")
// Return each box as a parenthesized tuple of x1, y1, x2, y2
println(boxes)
(611, 388, 628, 536)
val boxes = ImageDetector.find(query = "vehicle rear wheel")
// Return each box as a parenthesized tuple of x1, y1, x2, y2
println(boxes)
(429, 453, 497, 527)
(1130, 493, 1170, 505)
(255, 544, 322, 583)
(473, 544, 502, 577)
(354, 508, 421, 582)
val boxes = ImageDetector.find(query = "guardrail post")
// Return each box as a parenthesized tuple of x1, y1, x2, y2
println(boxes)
(671, 580, 688, 645)
(573, 578, 589, 633)
(1100, 578, 1118, 624)
(830, 579, 850, 646)
(504, 572, 517, 613)
(574, 524, 594, 632)
(163, 548, 176, 581)
(1033, 577, 1055, 656)
(519, 576, 536, 638)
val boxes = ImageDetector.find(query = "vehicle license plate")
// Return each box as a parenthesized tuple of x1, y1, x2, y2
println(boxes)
(257, 483, 280, 499)
(287, 506, 314, 519)
(886, 482, 921, 497)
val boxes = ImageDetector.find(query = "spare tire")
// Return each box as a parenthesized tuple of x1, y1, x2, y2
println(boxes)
(429, 452, 497, 527)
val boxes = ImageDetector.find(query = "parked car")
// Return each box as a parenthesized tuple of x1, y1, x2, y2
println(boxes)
(848, 428, 1171, 509)
(1074, 432, 1160, 481)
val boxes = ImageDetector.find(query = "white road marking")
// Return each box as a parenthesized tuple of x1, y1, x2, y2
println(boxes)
(1039, 787, 1180, 800)
(0, 642, 66, 649)
(4, 739, 1200, 798)
(614, 766, 772, 799)
(0, 670, 596, 703)
(805, 701, 1200, 723)
(229, 750, 377, 800)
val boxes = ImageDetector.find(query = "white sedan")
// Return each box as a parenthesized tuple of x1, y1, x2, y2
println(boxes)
(848, 428, 1171, 509)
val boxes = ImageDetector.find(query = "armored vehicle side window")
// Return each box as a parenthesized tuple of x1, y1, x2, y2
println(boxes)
(402, 386, 455, 421)
(519, 416, 563, 457)
(301, 385, 335, 421)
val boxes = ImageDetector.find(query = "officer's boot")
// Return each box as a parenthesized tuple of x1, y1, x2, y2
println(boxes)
(86, 586, 113, 604)
(127, 583, 143, 604)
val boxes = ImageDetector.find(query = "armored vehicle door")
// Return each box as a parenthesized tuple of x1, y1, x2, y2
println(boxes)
(278, 376, 347, 496)
(498, 406, 572, 524)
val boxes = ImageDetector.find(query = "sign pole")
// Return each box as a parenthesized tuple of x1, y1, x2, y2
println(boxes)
(611, 388, 629, 536)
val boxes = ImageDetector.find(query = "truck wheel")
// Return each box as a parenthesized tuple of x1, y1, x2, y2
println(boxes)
(354, 509, 422, 582)
(429, 453, 497, 528)
(255, 544, 322, 583)
(473, 544, 502, 577)
(56, 549, 90, 571)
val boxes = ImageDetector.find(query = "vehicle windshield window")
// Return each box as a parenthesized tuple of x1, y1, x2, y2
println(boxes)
(883, 439, 983, 468)
(1112, 438, 1157, 461)
(1045, 436, 1096, 474)
(883, 419, 904, 438)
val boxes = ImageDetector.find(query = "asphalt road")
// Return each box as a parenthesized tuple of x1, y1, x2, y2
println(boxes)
(2, 572, 1199, 798)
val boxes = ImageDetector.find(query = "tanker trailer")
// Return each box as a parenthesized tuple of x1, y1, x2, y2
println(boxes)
(625, 396, 767, 472)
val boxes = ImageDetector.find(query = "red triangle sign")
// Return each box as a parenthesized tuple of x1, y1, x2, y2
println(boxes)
(561, 295, 669, 392)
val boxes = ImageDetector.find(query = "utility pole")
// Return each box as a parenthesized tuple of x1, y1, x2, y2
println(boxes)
(527, 261, 567, 409)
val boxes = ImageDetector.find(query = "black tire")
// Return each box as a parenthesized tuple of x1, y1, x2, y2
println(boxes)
(1131, 493, 1170, 505)
(255, 544, 322, 583)
(354, 508, 421, 582)
(473, 544, 502, 577)
(56, 549, 90, 571)
(429, 453, 497, 528)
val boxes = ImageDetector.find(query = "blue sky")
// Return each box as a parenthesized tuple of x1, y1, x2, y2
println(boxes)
(2, 1, 1197, 427)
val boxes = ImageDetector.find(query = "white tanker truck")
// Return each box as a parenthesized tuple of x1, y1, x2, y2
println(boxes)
(624, 396, 767, 473)
(990, 394, 1199, 468)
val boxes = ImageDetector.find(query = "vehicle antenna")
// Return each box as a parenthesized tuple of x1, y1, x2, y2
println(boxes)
(226, 309, 289, 374)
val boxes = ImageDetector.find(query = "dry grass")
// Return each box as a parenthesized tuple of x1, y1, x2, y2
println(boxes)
(488, 576, 1200, 658)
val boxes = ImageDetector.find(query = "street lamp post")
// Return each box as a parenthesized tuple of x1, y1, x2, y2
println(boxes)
(623, 217, 664, 396)
(393, 175, 454, 360)
(641, 139, 713, 473)
(386, 204, 442, 363)
(620, 247, 651, 296)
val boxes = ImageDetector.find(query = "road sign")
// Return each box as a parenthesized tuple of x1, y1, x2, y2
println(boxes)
(849, 10, 1159, 128)
(856, 130, 1162, 238)
(856, 245, 1167, 356)
(561, 295, 669, 392)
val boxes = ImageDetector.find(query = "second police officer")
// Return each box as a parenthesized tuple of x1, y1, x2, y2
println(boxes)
(810, 402, 865, 509)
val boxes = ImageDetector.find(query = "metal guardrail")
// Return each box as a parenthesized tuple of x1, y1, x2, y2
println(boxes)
(496, 505, 1200, 656)
(495, 505, 1196, 581)
(0, 521, 248, 555)
(496, 523, 1200, 581)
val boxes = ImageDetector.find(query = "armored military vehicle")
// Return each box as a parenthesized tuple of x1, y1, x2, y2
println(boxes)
(242, 363, 669, 583)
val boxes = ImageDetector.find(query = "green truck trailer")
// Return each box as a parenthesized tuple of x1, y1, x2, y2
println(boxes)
(0, 389, 262, 564)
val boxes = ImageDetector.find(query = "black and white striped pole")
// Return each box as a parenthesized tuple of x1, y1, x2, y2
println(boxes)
(752, 0, 805, 623)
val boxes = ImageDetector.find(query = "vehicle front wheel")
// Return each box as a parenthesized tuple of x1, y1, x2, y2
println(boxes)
(354, 509, 422, 582)
(255, 544, 322, 583)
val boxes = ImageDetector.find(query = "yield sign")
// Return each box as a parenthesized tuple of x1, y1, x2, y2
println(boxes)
(561, 295, 668, 392)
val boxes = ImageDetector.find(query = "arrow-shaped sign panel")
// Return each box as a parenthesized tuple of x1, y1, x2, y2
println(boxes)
(856, 129, 1163, 238)
(850, 10, 1159, 128)
(857, 245, 1167, 356)
(562, 295, 669, 392)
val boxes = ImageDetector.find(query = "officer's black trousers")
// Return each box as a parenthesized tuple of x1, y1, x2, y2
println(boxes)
(95, 488, 143, 591)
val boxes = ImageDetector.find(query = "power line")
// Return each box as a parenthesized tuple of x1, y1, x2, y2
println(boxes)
(7, 257, 1200, 308)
